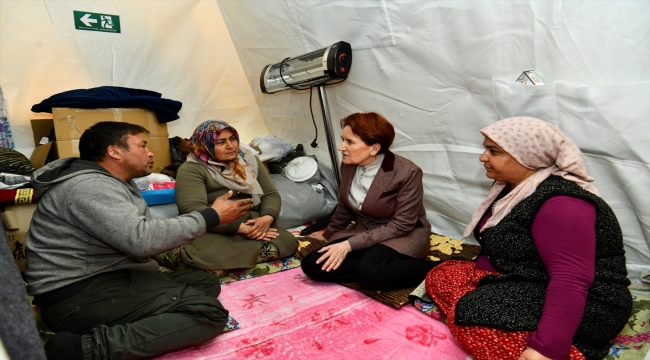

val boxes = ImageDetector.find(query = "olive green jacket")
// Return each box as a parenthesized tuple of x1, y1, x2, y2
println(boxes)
(175, 157, 281, 233)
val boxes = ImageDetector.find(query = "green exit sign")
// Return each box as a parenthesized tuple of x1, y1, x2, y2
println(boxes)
(73, 11, 121, 33)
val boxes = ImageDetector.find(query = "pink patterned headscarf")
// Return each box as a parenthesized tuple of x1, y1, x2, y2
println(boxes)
(463, 116, 599, 238)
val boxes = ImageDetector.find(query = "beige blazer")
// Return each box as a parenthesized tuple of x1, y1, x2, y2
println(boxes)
(323, 151, 431, 258)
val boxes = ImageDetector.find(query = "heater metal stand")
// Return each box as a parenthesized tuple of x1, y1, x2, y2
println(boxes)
(316, 84, 341, 184)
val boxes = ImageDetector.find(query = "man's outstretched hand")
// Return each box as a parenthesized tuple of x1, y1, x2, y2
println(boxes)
(211, 190, 253, 223)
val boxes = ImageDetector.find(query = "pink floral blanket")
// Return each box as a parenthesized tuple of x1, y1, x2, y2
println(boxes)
(156, 268, 470, 359)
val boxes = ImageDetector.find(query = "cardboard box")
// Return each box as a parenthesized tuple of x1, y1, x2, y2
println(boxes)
(30, 108, 172, 170)
(2, 204, 38, 272)
(49, 136, 172, 170)
(52, 108, 168, 141)
(30, 118, 55, 146)
(30, 142, 54, 169)
(50, 140, 79, 159)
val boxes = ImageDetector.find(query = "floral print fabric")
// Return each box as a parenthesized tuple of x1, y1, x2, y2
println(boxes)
(425, 260, 586, 360)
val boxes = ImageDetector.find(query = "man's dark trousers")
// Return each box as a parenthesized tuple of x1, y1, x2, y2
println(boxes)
(40, 269, 228, 359)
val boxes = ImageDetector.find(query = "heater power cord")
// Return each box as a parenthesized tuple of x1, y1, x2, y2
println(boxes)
(277, 57, 348, 149)
(307, 80, 345, 148)
(309, 85, 318, 148)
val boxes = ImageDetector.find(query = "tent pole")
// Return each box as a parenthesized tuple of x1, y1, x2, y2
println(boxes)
(316, 85, 341, 184)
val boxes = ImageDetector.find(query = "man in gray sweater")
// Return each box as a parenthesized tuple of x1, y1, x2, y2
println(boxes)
(25, 121, 252, 359)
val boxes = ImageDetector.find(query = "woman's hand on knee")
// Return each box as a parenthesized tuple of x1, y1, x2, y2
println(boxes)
(244, 216, 274, 239)
(239, 222, 278, 241)
(316, 241, 352, 272)
(238, 223, 254, 237)
(262, 228, 279, 241)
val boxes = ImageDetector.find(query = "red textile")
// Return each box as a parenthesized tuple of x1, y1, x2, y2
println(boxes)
(0, 188, 36, 206)
(425, 260, 585, 360)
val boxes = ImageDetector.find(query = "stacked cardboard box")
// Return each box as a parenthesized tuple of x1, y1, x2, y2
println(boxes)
(1, 203, 38, 272)
(30, 108, 172, 171)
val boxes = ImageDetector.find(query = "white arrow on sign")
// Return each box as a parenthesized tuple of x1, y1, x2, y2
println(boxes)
(80, 13, 97, 27)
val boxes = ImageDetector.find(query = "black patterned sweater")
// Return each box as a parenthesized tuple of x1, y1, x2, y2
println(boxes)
(455, 175, 632, 360)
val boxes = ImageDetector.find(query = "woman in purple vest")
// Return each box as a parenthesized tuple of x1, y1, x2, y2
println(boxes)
(426, 117, 631, 360)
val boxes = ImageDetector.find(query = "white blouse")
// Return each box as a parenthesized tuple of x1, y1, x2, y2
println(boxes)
(348, 153, 385, 211)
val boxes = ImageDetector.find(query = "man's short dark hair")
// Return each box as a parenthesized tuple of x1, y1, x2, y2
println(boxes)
(79, 122, 150, 162)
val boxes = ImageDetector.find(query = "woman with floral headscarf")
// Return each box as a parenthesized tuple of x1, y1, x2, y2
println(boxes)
(167, 120, 297, 272)
(425, 117, 631, 360)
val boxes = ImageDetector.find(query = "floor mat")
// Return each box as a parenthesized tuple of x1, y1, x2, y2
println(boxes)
(155, 268, 471, 360)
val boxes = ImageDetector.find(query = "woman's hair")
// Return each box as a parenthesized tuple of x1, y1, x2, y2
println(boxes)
(340, 112, 395, 154)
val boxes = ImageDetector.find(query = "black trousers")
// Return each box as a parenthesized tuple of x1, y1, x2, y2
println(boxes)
(40, 269, 228, 360)
(300, 239, 439, 291)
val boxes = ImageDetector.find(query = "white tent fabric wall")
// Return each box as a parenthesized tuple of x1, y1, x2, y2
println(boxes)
(0, 0, 268, 156)
(217, 0, 650, 279)
(0, 0, 648, 280)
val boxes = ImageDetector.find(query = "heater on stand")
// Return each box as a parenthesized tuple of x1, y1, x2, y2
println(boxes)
(260, 41, 352, 183)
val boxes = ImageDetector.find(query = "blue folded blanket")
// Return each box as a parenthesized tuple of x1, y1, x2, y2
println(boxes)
(31, 86, 182, 123)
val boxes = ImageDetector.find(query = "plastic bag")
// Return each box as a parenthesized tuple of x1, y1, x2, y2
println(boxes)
(133, 173, 174, 190)
(249, 134, 294, 162)
(271, 161, 338, 228)
(0, 86, 15, 149)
